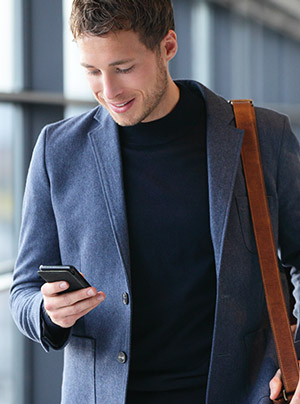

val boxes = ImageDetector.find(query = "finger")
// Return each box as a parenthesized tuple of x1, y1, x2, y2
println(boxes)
(52, 291, 105, 318)
(44, 286, 102, 312)
(51, 293, 105, 328)
(291, 376, 300, 403)
(270, 369, 283, 400)
(291, 324, 297, 338)
(41, 280, 69, 296)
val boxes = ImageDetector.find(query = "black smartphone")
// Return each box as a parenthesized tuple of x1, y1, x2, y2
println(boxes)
(38, 265, 91, 293)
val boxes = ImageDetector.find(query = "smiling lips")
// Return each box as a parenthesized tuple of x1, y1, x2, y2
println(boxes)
(108, 98, 135, 113)
(116, 101, 130, 107)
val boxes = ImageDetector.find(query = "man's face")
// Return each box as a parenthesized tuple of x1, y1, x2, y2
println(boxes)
(77, 30, 178, 126)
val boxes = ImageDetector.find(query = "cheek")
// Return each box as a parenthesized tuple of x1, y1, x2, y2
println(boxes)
(127, 70, 154, 94)
(137, 63, 159, 87)
(86, 76, 102, 94)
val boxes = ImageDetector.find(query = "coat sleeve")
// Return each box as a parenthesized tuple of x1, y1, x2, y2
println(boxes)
(9, 126, 71, 351)
(276, 116, 300, 349)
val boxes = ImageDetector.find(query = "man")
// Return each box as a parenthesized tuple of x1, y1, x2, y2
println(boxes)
(9, 0, 300, 403)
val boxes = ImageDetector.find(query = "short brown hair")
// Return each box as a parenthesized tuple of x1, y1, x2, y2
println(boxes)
(70, 0, 175, 50)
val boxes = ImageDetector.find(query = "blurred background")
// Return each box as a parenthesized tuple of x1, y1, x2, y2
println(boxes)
(1, 0, 300, 403)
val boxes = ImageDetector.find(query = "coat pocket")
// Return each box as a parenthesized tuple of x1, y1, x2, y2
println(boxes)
(62, 335, 96, 404)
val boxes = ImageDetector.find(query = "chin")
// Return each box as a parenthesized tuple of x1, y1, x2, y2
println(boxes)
(114, 118, 139, 127)
(110, 112, 142, 127)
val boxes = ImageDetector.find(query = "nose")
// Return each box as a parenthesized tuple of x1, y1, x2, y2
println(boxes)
(102, 73, 123, 100)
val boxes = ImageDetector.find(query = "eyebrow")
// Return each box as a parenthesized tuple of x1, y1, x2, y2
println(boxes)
(80, 62, 96, 68)
(108, 58, 135, 67)
(80, 59, 135, 69)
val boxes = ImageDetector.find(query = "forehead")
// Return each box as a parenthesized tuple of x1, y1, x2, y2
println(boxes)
(77, 30, 152, 65)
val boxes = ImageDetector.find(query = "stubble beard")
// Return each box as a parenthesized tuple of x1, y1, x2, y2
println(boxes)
(112, 57, 169, 127)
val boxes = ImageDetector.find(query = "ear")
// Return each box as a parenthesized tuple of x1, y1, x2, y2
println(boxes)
(161, 30, 178, 62)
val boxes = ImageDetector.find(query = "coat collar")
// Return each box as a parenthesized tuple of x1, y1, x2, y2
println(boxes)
(89, 81, 244, 278)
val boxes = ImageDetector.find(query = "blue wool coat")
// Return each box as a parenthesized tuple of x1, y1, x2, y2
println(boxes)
(10, 81, 300, 404)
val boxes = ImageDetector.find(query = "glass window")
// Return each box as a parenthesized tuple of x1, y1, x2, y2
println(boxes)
(0, 289, 14, 404)
(0, 103, 18, 404)
(0, 4, 20, 402)
(0, 104, 14, 268)
(63, 0, 94, 101)
(0, 2, 14, 92)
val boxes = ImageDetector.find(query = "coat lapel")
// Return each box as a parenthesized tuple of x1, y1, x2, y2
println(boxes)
(86, 85, 244, 282)
(88, 108, 130, 282)
(201, 86, 244, 271)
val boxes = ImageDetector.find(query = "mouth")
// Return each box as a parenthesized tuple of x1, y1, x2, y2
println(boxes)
(115, 101, 131, 107)
(108, 98, 135, 113)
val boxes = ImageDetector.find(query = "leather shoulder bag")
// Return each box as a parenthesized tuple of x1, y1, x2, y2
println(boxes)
(231, 99, 299, 403)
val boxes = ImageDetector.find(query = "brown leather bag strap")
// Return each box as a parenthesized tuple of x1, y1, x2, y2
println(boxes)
(231, 99, 299, 399)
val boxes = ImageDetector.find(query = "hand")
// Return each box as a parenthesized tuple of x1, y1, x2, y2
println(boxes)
(41, 281, 105, 328)
(270, 369, 300, 403)
(270, 325, 298, 401)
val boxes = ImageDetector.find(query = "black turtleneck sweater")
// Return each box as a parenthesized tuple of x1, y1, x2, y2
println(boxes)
(119, 82, 216, 404)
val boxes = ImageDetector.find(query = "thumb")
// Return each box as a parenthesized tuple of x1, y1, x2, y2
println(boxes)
(270, 369, 283, 401)
(291, 376, 300, 403)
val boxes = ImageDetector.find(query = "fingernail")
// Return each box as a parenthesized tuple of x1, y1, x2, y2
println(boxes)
(60, 282, 68, 289)
(87, 288, 96, 297)
(97, 293, 105, 301)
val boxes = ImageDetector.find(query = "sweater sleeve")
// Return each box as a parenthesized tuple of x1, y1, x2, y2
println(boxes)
(40, 304, 71, 349)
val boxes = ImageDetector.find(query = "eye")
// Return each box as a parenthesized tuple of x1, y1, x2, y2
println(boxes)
(86, 69, 101, 76)
(116, 66, 134, 74)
